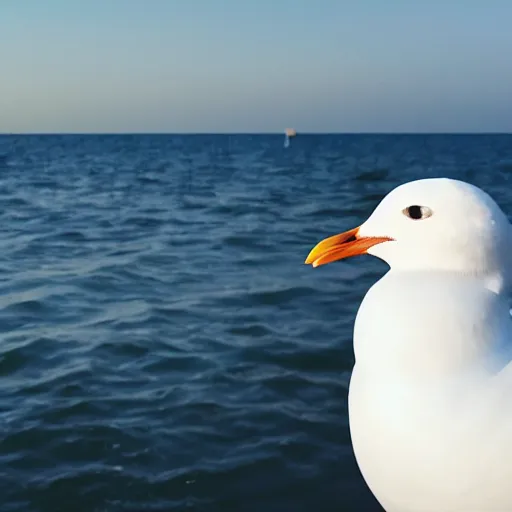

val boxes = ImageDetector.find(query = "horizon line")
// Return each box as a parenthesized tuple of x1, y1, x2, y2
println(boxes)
(1, 131, 512, 136)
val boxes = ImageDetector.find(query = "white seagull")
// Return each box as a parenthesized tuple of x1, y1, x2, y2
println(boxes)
(305, 178, 512, 512)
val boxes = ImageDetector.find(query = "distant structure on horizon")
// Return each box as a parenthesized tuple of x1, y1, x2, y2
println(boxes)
(283, 128, 296, 148)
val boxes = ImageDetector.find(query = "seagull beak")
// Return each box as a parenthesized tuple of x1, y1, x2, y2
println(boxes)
(305, 226, 393, 267)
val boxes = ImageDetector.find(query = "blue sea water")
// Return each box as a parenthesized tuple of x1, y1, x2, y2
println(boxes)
(0, 134, 511, 512)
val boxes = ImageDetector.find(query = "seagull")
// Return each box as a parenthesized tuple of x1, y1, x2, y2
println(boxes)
(305, 178, 512, 512)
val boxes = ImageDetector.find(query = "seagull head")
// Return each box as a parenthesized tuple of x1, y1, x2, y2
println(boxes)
(305, 178, 511, 290)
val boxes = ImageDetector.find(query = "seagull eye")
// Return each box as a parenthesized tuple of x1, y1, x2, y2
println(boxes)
(403, 205, 432, 220)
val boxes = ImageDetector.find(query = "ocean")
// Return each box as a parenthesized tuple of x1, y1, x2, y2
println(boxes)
(0, 134, 511, 511)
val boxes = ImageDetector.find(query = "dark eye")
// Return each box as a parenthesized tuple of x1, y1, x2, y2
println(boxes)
(403, 205, 432, 220)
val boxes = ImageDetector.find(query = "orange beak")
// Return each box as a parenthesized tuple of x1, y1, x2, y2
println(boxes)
(305, 226, 393, 267)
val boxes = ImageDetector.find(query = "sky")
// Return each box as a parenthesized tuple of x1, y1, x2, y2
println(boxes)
(1, 0, 512, 133)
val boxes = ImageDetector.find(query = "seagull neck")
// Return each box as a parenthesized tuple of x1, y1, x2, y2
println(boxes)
(353, 270, 511, 380)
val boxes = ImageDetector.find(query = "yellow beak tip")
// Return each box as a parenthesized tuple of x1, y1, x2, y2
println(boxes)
(304, 255, 319, 267)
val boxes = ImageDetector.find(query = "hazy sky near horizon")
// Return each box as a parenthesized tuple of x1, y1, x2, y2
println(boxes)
(2, 1, 512, 133)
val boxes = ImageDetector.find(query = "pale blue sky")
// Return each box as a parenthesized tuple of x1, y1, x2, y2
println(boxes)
(1, 1, 511, 133)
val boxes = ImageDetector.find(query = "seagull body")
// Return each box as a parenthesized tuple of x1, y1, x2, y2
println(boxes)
(306, 178, 512, 512)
